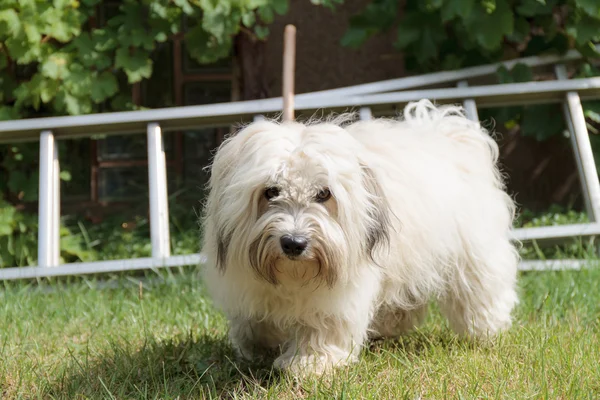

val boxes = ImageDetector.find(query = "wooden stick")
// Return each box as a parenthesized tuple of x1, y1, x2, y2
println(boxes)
(282, 24, 296, 122)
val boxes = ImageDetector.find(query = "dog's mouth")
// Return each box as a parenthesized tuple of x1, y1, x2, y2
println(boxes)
(275, 254, 324, 284)
(282, 253, 313, 262)
(249, 232, 337, 286)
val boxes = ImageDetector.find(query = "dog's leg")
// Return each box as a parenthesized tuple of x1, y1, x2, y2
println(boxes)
(368, 304, 428, 340)
(273, 316, 369, 375)
(439, 243, 518, 338)
(229, 317, 285, 362)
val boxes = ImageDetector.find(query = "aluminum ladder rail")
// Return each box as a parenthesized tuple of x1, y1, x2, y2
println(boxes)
(2, 63, 600, 280)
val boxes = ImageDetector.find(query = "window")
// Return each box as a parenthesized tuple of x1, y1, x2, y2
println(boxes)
(91, 9, 234, 202)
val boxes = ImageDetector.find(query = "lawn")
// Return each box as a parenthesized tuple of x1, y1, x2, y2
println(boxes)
(1, 263, 599, 399)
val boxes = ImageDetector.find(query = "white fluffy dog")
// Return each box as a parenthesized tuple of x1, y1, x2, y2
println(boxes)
(201, 100, 519, 375)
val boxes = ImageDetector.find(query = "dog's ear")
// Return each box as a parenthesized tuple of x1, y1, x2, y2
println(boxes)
(360, 163, 392, 259)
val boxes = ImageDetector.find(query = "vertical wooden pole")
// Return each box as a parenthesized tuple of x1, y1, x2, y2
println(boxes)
(282, 25, 296, 122)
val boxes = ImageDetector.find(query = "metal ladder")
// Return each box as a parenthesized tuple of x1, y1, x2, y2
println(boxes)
(1, 54, 600, 279)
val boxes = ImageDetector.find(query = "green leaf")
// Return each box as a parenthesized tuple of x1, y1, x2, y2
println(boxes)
(254, 25, 269, 40)
(465, 0, 514, 50)
(576, 41, 600, 58)
(0, 106, 20, 121)
(416, 24, 445, 63)
(41, 53, 70, 79)
(441, 53, 464, 70)
(7, 170, 37, 201)
(311, 0, 343, 8)
(584, 101, 600, 123)
(419, 0, 443, 12)
(512, 63, 533, 82)
(241, 11, 256, 27)
(507, 17, 530, 43)
(23, 23, 41, 44)
(0, 53, 8, 70)
(59, 170, 72, 181)
(395, 13, 424, 49)
(40, 79, 60, 103)
(441, 0, 474, 21)
(115, 47, 153, 83)
(5, 36, 33, 62)
(0, 204, 16, 236)
(0, 9, 22, 36)
(577, 63, 600, 78)
(481, 0, 496, 14)
(523, 35, 550, 56)
(535, 14, 558, 40)
(185, 24, 232, 64)
(109, 93, 136, 111)
(547, 33, 570, 55)
(341, 27, 370, 48)
(173, 0, 194, 15)
(567, 14, 600, 45)
(149, 2, 169, 19)
(341, 0, 398, 51)
(90, 71, 118, 103)
(63, 63, 93, 97)
(44, 7, 81, 42)
(91, 29, 118, 52)
(395, 11, 445, 62)
(516, 0, 554, 16)
(271, 0, 289, 15)
(576, 0, 600, 18)
(257, 5, 274, 24)
(496, 65, 513, 84)
(520, 104, 565, 141)
(55, 89, 86, 115)
(70, 33, 112, 69)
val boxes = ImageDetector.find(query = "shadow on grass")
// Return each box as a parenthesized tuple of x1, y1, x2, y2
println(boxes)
(46, 332, 283, 399)
(46, 326, 480, 398)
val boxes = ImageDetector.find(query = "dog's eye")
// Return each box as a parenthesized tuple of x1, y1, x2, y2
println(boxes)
(315, 188, 331, 202)
(264, 187, 280, 200)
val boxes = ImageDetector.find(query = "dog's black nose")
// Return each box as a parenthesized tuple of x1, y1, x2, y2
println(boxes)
(280, 235, 308, 257)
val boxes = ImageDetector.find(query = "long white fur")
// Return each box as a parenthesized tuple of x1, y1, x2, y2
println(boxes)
(201, 99, 519, 375)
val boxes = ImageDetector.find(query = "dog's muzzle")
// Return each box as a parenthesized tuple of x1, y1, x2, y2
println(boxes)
(280, 235, 308, 257)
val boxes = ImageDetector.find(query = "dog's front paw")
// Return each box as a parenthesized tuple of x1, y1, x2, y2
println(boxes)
(273, 353, 331, 375)
(273, 350, 355, 376)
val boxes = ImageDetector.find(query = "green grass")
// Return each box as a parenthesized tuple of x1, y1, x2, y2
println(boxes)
(1, 265, 599, 399)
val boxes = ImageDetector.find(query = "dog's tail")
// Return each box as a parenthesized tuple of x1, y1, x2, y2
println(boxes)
(402, 99, 500, 165)
(403, 100, 500, 170)
(404, 99, 515, 216)
(403, 99, 511, 203)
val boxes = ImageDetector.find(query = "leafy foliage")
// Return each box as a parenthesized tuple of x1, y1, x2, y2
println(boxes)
(342, 0, 600, 72)
(342, 0, 600, 143)
(0, 0, 290, 120)
(0, 0, 293, 208)
(0, 199, 196, 268)
(0, 198, 103, 268)
(0, 200, 37, 267)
